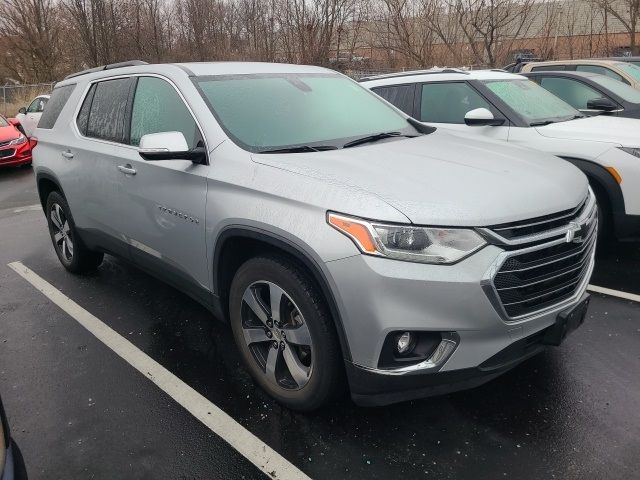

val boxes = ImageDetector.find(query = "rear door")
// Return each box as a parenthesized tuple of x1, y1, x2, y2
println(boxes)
(66, 77, 136, 257)
(418, 81, 510, 140)
(115, 75, 210, 296)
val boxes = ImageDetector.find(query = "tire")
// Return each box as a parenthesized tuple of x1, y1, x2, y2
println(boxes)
(45, 191, 103, 273)
(229, 255, 342, 411)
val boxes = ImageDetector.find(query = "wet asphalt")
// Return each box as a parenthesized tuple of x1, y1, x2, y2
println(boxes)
(0, 166, 639, 480)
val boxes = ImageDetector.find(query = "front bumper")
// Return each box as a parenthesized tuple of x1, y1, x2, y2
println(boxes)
(326, 240, 594, 405)
(0, 143, 32, 168)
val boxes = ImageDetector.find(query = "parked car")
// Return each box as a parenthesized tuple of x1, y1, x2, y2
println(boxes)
(15, 95, 49, 137)
(519, 60, 640, 89)
(1, 395, 27, 479)
(0, 115, 33, 168)
(34, 61, 594, 410)
(523, 71, 640, 118)
(361, 69, 640, 242)
(606, 56, 640, 68)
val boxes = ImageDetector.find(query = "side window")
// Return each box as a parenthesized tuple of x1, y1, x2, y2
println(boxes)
(38, 85, 76, 129)
(76, 84, 96, 136)
(85, 78, 132, 143)
(576, 65, 624, 82)
(129, 77, 201, 149)
(371, 84, 415, 115)
(420, 82, 493, 124)
(27, 97, 47, 113)
(531, 65, 566, 72)
(539, 77, 605, 110)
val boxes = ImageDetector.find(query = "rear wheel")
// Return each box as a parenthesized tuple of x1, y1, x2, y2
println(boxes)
(46, 191, 103, 273)
(229, 255, 342, 411)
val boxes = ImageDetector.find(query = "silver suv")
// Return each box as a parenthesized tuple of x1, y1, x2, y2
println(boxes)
(33, 61, 595, 410)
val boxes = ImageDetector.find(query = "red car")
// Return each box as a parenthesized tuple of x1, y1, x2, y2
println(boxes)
(0, 115, 33, 168)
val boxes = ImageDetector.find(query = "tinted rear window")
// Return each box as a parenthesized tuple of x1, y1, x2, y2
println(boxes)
(85, 78, 133, 143)
(371, 84, 415, 115)
(38, 85, 75, 129)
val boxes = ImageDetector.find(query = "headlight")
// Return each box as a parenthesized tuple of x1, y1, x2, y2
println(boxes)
(618, 146, 640, 158)
(8, 134, 27, 146)
(328, 212, 486, 264)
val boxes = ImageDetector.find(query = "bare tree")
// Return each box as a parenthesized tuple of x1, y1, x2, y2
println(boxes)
(594, 0, 640, 55)
(0, 0, 62, 81)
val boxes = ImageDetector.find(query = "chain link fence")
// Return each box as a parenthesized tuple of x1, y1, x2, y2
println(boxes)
(1, 83, 55, 117)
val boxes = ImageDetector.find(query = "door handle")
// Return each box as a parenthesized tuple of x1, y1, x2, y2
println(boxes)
(117, 164, 137, 175)
(61, 150, 74, 159)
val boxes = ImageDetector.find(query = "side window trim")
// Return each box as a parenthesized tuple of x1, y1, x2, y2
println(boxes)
(72, 73, 208, 160)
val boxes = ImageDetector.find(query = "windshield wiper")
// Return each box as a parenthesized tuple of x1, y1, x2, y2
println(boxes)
(257, 145, 338, 154)
(342, 131, 418, 149)
(530, 114, 586, 127)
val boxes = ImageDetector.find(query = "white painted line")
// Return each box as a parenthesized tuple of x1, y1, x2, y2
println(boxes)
(588, 284, 640, 304)
(12, 204, 41, 213)
(7, 261, 309, 480)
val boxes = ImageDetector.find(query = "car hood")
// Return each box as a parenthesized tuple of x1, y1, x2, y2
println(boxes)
(0, 125, 20, 143)
(535, 115, 640, 146)
(252, 130, 588, 226)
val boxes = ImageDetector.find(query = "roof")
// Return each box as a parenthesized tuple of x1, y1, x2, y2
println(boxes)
(360, 69, 525, 87)
(525, 59, 630, 68)
(522, 70, 601, 79)
(59, 61, 334, 86)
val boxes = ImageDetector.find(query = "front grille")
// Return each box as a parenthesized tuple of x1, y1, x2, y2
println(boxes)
(0, 139, 11, 148)
(489, 196, 589, 240)
(486, 193, 596, 320)
(0, 148, 15, 160)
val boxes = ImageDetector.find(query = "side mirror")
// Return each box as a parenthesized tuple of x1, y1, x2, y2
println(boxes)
(586, 97, 619, 112)
(464, 108, 505, 126)
(138, 131, 206, 164)
(18, 107, 26, 114)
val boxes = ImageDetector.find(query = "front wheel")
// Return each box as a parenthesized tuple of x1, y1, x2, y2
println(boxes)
(229, 255, 342, 411)
(46, 191, 103, 273)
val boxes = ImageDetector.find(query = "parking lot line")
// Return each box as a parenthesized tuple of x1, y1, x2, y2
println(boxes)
(588, 284, 640, 304)
(12, 204, 41, 213)
(7, 261, 310, 480)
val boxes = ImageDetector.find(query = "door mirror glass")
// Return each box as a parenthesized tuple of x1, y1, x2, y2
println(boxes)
(586, 97, 619, 112)
(18, 107, 26, 114)
(464, 108, 504, 126)
(139, 131, 206, 164)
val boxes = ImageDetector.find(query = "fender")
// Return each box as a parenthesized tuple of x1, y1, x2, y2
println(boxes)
(213, 226, 352, 361)
(559, 157, 625, 216)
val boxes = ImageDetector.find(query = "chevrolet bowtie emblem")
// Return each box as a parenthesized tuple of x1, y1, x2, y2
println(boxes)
(565, 221, 587, 244)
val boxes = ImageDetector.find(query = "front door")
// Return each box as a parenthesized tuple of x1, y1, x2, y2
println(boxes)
(115, 76, 210, 297)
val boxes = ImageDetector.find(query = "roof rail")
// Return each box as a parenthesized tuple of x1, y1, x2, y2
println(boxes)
(359, 68, 469, 82)
(64, 60, 149, 80)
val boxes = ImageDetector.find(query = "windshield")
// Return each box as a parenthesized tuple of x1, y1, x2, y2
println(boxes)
(616, 62, 640, 82)
(483, 79, 580, 124)
(591, 75, 640, 103)
(195, 73, 414, 151)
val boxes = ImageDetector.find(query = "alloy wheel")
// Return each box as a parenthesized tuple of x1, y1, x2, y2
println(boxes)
(240, 281, 313, 390)
(50, 203, 74, 261)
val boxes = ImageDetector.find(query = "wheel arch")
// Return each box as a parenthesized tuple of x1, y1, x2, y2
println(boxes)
(36, 171, 65, 210)
(213, 226, 352, 361)
(560, 156, 625, 234)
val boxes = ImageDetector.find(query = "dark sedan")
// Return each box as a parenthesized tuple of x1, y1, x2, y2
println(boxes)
(1, 397, 26, 480)
(523, 70, 640, 119)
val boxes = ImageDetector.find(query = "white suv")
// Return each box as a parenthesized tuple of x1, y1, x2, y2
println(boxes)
(362, 69, 640, 242)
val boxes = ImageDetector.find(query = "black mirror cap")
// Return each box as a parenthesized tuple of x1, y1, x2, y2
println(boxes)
(464, 117, 505, 127)
(139, 146, 207, 164)
(587, 97, 618, 112)
(18, 107, 26, 114)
